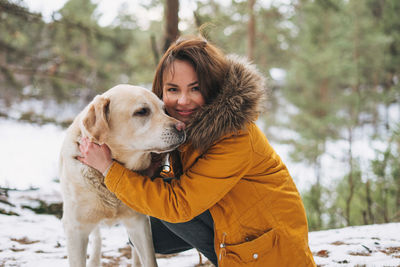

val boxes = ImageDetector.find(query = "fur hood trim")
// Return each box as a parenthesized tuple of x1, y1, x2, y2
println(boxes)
(185, 55, 267, 152)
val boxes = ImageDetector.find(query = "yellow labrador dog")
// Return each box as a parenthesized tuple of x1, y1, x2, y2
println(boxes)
(59, 84, 185, 267)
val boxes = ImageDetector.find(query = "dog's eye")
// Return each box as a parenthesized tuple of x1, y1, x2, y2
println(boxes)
(133, 108, 150, 116)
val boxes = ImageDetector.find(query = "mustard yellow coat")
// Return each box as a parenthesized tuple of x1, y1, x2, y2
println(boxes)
(105, 56, 315, 266)
(105, 124, 315, 266)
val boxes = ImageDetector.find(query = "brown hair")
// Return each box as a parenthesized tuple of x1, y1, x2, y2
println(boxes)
(152, 36, 228, 104)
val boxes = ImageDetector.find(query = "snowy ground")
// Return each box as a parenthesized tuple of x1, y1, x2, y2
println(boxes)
(1, 119, 400, 266)
(1, 186, 400, 266)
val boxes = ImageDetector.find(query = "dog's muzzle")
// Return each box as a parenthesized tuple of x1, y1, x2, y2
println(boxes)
(161, 126, 186, 146)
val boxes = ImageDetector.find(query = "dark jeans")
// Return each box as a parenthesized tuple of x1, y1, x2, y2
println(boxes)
(130, 210, 218, 266)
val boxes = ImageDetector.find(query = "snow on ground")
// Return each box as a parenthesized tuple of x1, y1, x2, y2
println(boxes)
(1, 186, 399, 266)
(1, 119, 400, 266)
(310, 223, 400, 266)
(0, 186, 201, 267)
(0, 119, 65, 190)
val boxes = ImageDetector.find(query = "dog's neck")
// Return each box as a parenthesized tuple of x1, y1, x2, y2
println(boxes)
(78, 131, 152, 172)
(112, 150, 152, 171)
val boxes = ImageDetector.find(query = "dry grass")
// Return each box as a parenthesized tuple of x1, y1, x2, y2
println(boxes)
(10, 237, 39, 245)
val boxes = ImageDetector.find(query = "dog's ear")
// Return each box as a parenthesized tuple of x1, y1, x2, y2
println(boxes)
(82, 95, 110, 144)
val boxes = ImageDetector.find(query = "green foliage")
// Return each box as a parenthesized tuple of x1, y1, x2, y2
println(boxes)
(302, 183, 325, 230)
(1, 0, 399, 230)
(58, 0, 99, 25)
(370, 129, 400, 223)
(332, 165, 365, 226)
(282, 0, 400, 229)
(190, 0, 289, 74)
(0, 0, 162, 105)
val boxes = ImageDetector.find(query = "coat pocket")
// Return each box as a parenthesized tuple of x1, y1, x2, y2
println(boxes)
(224, 228, 278, 263)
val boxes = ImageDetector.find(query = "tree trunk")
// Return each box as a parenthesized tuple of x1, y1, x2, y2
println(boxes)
(345, 127, 354, 226)
(163, 0, 179, 52)
(396, 152, 400, 219)
(365, 179, 374, 224)
(193, 11, 202, 28)
(150, 34, 160, 66)
(247, 0, 256, 61)
(314, 156, 323, 228)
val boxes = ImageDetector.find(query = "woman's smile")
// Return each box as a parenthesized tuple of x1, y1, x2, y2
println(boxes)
(176, 108, 197, 116)
(162, 60, 205, 124)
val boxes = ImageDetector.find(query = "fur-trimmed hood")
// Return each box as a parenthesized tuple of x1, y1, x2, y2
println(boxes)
(185, 55, 267, 152)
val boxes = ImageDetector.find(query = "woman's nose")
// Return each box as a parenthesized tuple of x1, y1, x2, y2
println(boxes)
(177, 93, 190, 105)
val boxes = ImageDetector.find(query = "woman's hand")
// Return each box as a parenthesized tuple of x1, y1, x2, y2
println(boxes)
(77, 137, 113, 174)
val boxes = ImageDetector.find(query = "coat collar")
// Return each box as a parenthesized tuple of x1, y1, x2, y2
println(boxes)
(184, 55, 267, 153)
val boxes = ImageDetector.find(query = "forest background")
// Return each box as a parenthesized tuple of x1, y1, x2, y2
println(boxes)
(0, 0, 399, 232)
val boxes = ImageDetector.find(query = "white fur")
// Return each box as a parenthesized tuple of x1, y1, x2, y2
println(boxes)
(59, 84, 185, 267)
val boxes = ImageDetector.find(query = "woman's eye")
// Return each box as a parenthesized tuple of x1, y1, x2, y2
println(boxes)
(192, 86, 200, 91)
(134, 108, 149, 116)
(167, 87, 177, 92)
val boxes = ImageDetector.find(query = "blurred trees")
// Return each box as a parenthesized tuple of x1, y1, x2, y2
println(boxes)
(283, 0, 400, 229)
(0, 0, 399, 230)
(247, 0, 256, 61)
(0, 0, 156, 105)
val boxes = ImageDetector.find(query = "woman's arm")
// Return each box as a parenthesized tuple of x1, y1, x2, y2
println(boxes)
(104, 132, 253, 223)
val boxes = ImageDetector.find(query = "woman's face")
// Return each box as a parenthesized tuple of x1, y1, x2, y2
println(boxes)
(162, 60, 205, 124)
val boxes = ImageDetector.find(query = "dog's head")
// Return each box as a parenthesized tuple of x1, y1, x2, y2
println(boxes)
(80, 84, 186, 156)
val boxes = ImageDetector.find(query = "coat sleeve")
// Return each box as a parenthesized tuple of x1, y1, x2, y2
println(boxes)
(104, 131, 253, 223)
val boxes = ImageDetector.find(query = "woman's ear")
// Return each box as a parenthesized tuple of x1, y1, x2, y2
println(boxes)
(81, 95, 110, 144)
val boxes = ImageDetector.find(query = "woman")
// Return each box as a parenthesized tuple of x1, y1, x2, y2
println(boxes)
(79, 36, 316, 266)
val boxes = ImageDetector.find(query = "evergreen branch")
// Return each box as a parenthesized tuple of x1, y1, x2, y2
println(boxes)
(0, 0, 120, 44)
(0, 63, 89, 86)
(0, 0, 42, 21)
(0, 39, 30, 58)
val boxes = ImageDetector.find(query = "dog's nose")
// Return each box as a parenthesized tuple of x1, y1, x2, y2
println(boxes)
(175, 121, 186, 132)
